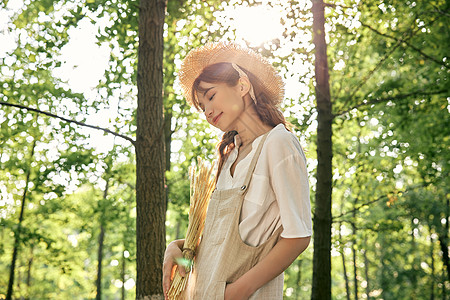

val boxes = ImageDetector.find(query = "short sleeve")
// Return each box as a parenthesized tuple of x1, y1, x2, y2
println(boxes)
(267, 133, 312, 238)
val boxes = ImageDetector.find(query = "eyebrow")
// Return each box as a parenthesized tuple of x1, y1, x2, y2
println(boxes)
(196, 86, 215, 110)
(203, 87, 215, 96)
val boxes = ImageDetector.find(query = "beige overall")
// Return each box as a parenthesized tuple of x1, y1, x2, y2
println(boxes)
(186, 132, 284, 300)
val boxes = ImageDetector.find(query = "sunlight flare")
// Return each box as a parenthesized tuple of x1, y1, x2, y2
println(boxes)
(226, 5, 284, 46)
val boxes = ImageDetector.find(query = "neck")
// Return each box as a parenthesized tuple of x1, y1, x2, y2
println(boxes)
(234, 109, 272, 147)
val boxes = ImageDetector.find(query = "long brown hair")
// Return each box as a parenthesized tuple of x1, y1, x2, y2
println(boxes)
(191, 62, 290, 179)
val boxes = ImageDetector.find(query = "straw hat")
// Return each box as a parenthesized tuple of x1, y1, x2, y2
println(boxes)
(178, 41, 285, 107)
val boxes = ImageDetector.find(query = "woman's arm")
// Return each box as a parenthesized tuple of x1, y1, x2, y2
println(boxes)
(224, 236, 311, 300)
(162, 239, 186, 299)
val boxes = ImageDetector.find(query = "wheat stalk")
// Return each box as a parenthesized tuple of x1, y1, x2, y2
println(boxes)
(167, 157, 216, 300)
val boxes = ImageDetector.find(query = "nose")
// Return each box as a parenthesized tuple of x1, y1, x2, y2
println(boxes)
(204, 105, 214, 120)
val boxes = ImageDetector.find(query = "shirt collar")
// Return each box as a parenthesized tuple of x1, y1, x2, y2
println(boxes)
(232, 123, 284, 150)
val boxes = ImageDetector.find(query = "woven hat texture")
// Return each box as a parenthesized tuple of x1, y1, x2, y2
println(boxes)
(178, 41, 285, 107)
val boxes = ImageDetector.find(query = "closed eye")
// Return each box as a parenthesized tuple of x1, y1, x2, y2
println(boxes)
(209, 93, 215, 101)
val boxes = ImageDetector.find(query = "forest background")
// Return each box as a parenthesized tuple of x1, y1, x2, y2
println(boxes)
(0, 0, 449, 299)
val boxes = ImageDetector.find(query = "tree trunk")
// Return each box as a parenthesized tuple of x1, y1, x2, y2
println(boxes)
(380, 236, 389, 300)
(410, 217, 417, 295)
(175, 221, 181, 240)
(442, 267, 447, 300)
(445, 195, 449, 300)
(6, 140, 36, 300)
(96, 224, 105, 300)
(353, 133, 360, 300)
(122, 248, 126, 300)
(311, 0, 333, 299)
(363, 249, 370, 300)
(351, 233, 357, 300)
(96, 180, 109, 300)
(136, 0, 166, 298)
(339, 223, 351, 300)
(164, 110, 173, 207)
(431, 232, 435, 300)
(352, 222, 358, 299)
(438, 235, 450, 282)
(295, 259, 302, 299)
(25, 246, 34, 300)
(17, 267, 22, 299)
(164, 110, 173, 173)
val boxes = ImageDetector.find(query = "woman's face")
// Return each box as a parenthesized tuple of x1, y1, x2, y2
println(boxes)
(196, 81, 246, 132)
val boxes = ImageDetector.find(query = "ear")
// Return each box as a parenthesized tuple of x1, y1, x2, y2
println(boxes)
(238, 77, 251, 97)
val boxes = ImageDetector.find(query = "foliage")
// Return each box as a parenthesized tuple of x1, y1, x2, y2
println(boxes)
(1, 0, 448, 298)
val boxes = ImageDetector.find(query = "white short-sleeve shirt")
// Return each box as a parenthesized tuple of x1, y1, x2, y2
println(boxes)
(216, 124, 312, 247)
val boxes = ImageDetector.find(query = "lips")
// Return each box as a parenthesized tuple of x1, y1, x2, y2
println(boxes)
(212, 113, 222, 125)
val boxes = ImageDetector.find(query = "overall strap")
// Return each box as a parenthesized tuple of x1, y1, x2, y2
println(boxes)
(240, 131, 270, 191)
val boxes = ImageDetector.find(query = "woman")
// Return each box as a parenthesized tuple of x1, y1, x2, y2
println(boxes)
(163, 42, 312, 300)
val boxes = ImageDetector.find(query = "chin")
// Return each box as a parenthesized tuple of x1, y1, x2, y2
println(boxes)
(208, 122, 222, 131)
(211, 118, 233, 132)
(216, 124, 227, 131)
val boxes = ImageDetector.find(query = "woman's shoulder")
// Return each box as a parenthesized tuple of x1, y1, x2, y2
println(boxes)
(262, 124, 307, 167)
(266, 124, 303, 150)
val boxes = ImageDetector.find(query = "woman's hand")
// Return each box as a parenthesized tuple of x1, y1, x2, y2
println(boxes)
(224, 281, 252, 300)
(163, 239, 186, 300)
(224, 237, 311, 300)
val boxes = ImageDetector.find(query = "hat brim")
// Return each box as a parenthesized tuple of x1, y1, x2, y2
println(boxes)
(178, 41, 284, 107)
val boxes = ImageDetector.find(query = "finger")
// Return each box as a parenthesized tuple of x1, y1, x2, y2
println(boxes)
(174, 257, 188, 277)
(162, 261, 173, 294)
(178, 265, 186, 277)
(170, 264, 177, 280)
(163, 271, 169, 291)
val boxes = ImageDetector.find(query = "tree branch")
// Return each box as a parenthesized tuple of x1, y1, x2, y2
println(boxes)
(429, 3, 450, 17)
(339, 41, 403, 112)
(334, 88, 449, 117)
(0, 101, 136, 145)
(338, 15, 424, 112)
(332, 183, 427, 221)
(360, 22, 449, 69)
(323, 2, 355, 10)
